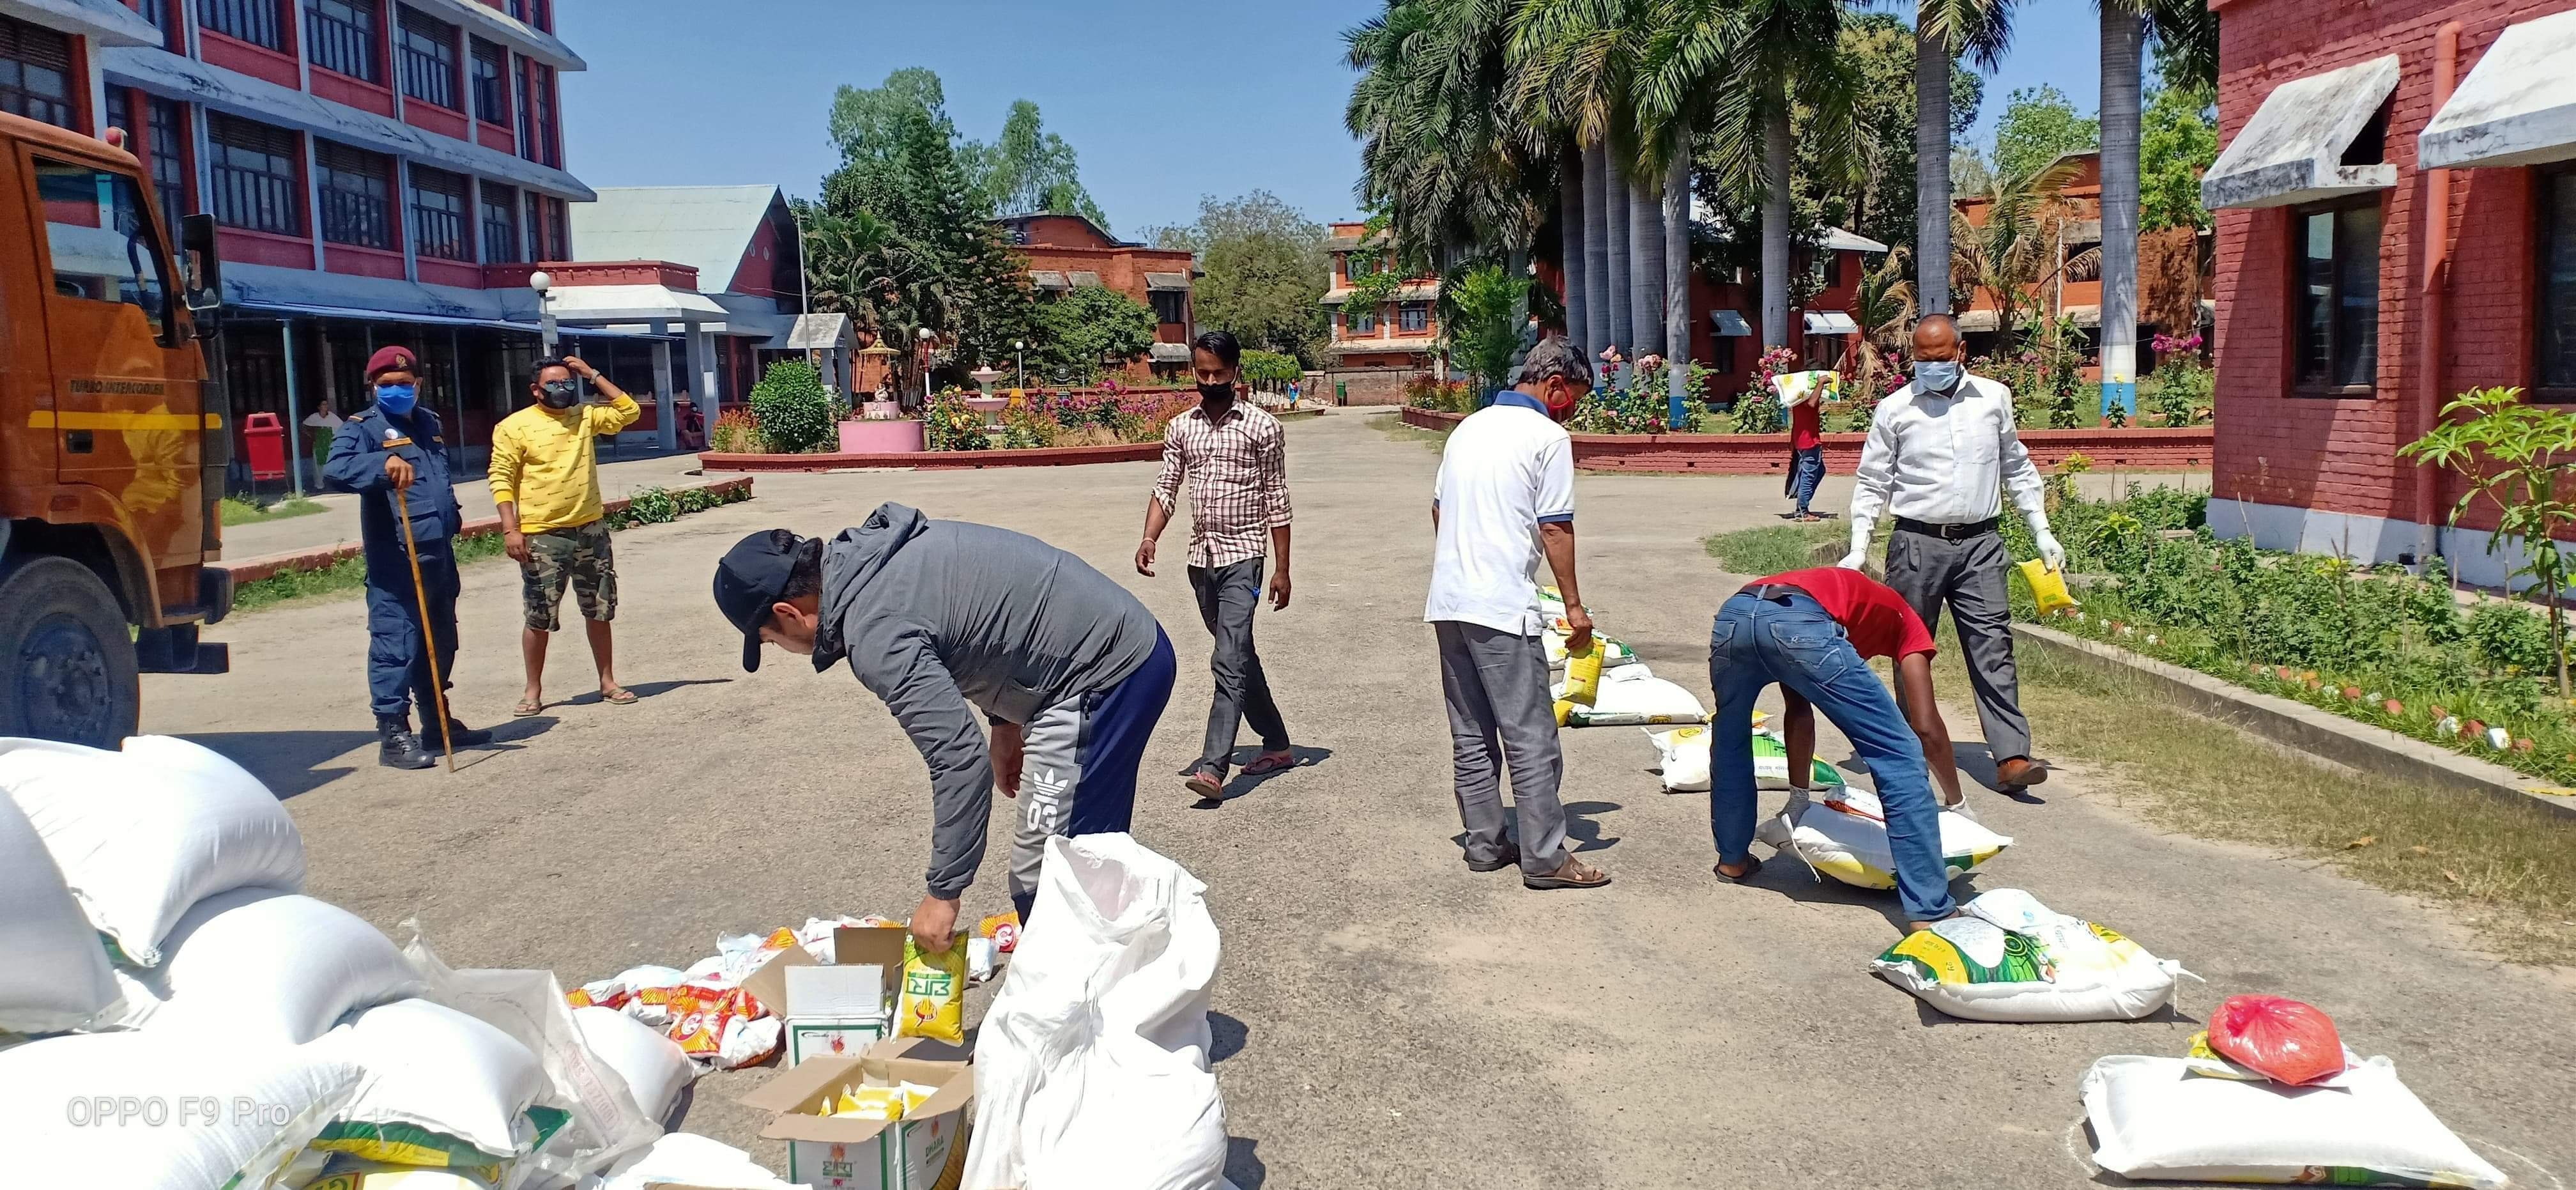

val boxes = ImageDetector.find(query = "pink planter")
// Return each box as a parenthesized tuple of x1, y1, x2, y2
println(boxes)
(861, 401, 903, 421)
(839, 419, 924, 453)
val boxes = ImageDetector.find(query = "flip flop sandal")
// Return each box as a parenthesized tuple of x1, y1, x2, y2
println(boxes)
(1184, 770, 1223, 800)
(1241, 753, 1298, 776)
(1713, 855, 1765, 883)
(1522, 862, 1611, 891)
(599, 688, 638, 706)
(512, 699, 542, 718)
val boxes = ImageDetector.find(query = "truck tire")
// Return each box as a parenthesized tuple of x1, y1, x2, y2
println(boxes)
(0, 556, 140, 749)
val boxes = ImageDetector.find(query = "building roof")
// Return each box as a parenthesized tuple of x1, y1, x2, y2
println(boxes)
(2202, 54, 2400, 210)
(1030, 270, 1070, 291)
(6, 0, 162, 46)
(1144, 272, 1192, 291)
(1818, 229, 1890, 254)
(570, 187, 786, 295)
(2420, 8, 2576, 169)
(410, 0, 585, 71)
(1068, 270, 1105, 288)
(1148, 342, 1193, 362)
(998, 212, 1138, 249)
(105, 47, 594, 201)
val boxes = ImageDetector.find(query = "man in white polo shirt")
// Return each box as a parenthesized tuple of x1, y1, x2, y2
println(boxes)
(1425, 336, 1610, 891)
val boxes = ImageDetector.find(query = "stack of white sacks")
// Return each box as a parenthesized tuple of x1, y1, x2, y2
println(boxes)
(0, 736, 730, 1190)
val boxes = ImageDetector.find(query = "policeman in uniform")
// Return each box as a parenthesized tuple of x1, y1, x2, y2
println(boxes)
(325, 345, 491, 769)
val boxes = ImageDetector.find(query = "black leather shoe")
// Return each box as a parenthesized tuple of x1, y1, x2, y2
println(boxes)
(376, 715, 435, 770)
(426, 715, 493, 747)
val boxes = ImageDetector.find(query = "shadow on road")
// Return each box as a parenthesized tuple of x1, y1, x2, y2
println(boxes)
(1225, 1137, 1267, 1189)
(550, 677, 732, 709)
(1209, 1011, 1248, 1063)
(183, 718, 558, 798)
(1561, 800, 1621, 853)
(1193, 745, 1335, 807)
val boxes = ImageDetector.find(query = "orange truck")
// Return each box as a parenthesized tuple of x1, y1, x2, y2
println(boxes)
(0, 111, 233, 748)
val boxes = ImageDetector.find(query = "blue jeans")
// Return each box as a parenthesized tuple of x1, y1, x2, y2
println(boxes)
(1707, 590, 1956, 922)
(1790, 445, 1825, 513)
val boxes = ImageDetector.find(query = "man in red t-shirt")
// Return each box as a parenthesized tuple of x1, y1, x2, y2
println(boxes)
(1706, 566, 1962, 929)
(1776, 372, 1831, 521)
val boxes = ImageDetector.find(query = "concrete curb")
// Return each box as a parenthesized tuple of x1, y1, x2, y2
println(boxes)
(698, 442, 1160, 472)
(2012, 621, 2576, 819)
(1397, 406, 2214, 473)
(216, 475, 756, 585)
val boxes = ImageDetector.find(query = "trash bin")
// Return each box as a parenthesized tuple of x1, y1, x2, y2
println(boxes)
(241, 412, 286, 484)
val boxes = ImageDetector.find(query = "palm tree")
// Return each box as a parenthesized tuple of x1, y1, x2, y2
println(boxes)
(1949, 156, 2090, 357)
(1850, 245, 1916, 399)
(1694, 0, 1860, 352)
(1560, 141, 1590, 355)
(1509, 0, 1648, 362)
(2098, 0, 2219, 420)
(1916, 0, 2022, 316)
(1344, 1, 1551, 281)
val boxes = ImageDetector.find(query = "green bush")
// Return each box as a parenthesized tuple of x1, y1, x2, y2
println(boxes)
(748, 360, 837, 453)
(1241, 350, 1301, 387)
(924, 392, 990, 451)
(1730, 387, 1781, 435)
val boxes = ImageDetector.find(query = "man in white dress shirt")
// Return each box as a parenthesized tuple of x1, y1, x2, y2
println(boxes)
(1840, 314, 2065, 792)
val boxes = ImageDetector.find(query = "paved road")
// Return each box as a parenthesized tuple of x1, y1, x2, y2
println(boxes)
(146, 410, 2572, 1189)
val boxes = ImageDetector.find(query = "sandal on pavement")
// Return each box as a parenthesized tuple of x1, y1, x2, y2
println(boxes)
(512, 699, 543, 718)
(1713, 855, 1764, 884)
(1522, 857, 1611, 891)
(1184, 769, 1223, 800)
(599, 687, 638, 706)
(1241, 751, 1298, 777)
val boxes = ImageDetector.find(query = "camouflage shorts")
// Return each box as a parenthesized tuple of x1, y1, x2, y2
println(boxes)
(520, 520, 616, 631)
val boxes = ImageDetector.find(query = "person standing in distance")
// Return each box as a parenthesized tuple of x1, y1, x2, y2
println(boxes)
(323, 346, 491, 768)
(712, 506, 1177, 948)
(1137, 330, 1296, 802)
(489, 355, 641, 716)
(1842, 314, 2062, 792)
(1425, 335, 1609, 891)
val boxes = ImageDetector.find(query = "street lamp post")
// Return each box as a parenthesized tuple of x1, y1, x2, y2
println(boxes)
(530, 270, 558, 356)
(916, 326, 935, 406)
(1013, 339, 1025, 390)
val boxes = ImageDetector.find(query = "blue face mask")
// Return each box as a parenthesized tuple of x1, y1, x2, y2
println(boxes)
(374, 383, 418, 416)
(1912, 360, 1963, 394)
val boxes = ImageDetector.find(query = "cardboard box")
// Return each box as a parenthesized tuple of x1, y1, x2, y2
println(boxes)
(741, 1038, 974, 1190)
(743, 926, 907, 1066)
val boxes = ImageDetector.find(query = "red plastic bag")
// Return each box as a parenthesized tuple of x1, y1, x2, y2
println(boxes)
(2208, 994, 2345, 1086)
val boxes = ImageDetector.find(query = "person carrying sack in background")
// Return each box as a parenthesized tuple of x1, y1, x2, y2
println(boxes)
(323, 346, 491, 769)
(1137, 330, 1298, 803)
(1842, 314, 2061, 793)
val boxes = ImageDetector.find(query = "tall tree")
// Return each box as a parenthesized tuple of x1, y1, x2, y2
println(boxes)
(960, 100, 1112, 232)
(1916, 0, 2020, 316)
(2099, 0, 2214, 420)
(1694, 0, 1860, 351)
(1949, 155, 2089, 356)
(1991, 84, 2099, 180)
(1344, 0, 1551, 274)
(1832, 12, 1982, 252)
(1149, 191, 1332, 364)
(826, 68, 956, 166)
(2137, 77, 2217, 231)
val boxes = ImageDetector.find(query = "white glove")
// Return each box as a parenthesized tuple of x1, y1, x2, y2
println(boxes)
(2034, 527, 2066, 573)
(1835, 548, 1867, 571)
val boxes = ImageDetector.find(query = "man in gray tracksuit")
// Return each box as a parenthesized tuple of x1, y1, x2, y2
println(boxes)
(712, 504, 1176, 952)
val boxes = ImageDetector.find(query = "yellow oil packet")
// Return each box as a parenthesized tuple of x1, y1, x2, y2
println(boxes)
(1561, 637, 1604, 706)
(839, 1086, 907, 1121)
(900, 934, 967, 1044)
(2017, 557, 2078, 616)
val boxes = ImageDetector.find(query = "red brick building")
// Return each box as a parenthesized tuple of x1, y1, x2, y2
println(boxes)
(1954, 150, 2212, 377)
(1322, 222, 1443, 398)
(2203, 0, 2576, 585)
(1003, 213, 1196, 382)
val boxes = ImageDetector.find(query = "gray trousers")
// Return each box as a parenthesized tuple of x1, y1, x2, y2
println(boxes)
(1190, 559, 1291, 776)
(1884, 528, 2033, 762)
(1433, 620, 1570, 876)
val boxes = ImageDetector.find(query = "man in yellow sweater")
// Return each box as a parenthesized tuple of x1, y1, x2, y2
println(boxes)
(490, 355, 641, 715)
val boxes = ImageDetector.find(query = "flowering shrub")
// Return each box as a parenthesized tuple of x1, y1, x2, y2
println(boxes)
(924, 393, 990, 451)
(708, 408, 765, 454)
(1405, 376, 1477, 412)
(1756, 345, 1799, 378)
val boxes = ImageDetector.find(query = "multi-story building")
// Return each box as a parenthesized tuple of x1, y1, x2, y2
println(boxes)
(30, 0, 652, 479)
(1951, 149, 2213, 379)
(2199, 0, 2576, 585)
(1003, 212, 1197, 383)
(1321, 222, 1441, 404)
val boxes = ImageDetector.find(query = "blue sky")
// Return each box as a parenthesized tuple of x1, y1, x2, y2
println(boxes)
(560, 0, 2113, 238)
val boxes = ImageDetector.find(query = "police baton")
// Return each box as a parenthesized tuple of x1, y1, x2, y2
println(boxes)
(385, 429, 456, 772)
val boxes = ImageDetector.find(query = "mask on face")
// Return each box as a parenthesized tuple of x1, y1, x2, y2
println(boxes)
(1197, 380, 1235, 403)
(1912, 360, 1963, 394)
(539, 379, 581, 409)
(374, 383, 418, 416)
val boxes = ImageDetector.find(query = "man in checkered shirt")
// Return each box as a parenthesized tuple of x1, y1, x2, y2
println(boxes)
(1137, 330, 1299, 802)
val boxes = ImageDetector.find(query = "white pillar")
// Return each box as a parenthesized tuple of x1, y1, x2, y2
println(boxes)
(650, 321, 677, 453)
(685, 324, 718, 426)
(280, 320, 304, 498)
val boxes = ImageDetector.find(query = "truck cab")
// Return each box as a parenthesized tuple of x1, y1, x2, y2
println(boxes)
(0, 111, 231, 748)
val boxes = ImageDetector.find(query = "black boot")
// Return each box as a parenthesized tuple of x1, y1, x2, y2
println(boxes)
(377, 715, 435, 770)
(423, 711, 492, 748)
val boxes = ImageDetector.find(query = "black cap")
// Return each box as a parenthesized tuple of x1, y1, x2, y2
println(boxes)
(712, 529, 802, 672)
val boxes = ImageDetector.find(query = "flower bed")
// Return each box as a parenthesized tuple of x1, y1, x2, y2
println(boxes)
(2004, 486, 2576, 788)
(924, 383, 1194, 452)
(1395, 406, 2211, 472)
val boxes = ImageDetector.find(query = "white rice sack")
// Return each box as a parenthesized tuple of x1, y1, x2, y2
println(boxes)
(1873, 889, 2188, 1022)
(1644, 726, 1849, 794)
(309, 998, 551, 1166)
(0, 1030, 362, 1190)
(573, 1005, 697, 1124)
(0, 793, 116, 1032)
(2083, 1054, 2508, 1188)
(0, 736, 303, 967)
(135, 888, 425, 1045)
(595, 1132, 803, 1190)
(1756, 787, 2011, 888)
(1556, 666, 1706, 727)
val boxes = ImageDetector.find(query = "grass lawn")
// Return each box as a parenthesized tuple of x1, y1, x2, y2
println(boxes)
(219, 495, 327, 526)
(1370, 410, 1449, 452)
(1706, 523, 2576, 963)
(231, 531, 508, 615)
